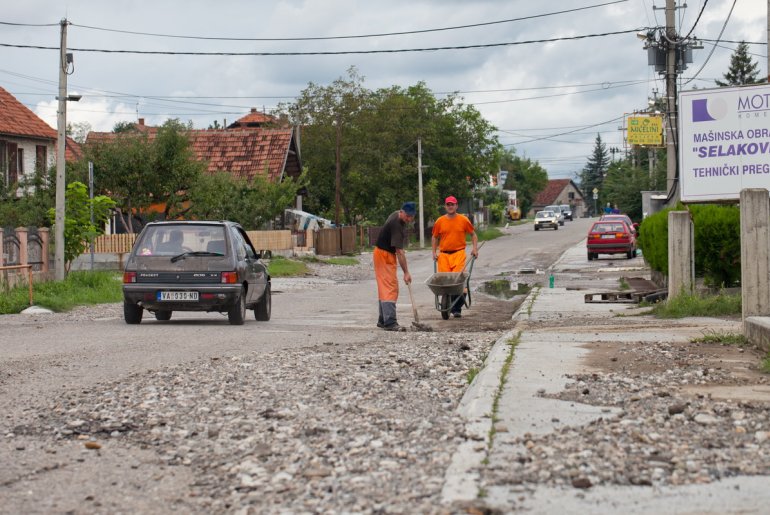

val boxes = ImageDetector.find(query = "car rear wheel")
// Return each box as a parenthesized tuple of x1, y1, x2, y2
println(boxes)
(254, 283, 271, 321)
(228, 288, 246, 325)
(587, 252, 593, 261)
(124, 301, 143, 324)
(627, 250, 634, 259)
(154, 310, 172, 321)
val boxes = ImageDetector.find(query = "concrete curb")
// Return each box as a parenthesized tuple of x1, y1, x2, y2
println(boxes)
(440, 287, 534, 505)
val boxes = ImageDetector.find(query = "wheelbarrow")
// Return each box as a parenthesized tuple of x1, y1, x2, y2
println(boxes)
(425, 254, 477, 320)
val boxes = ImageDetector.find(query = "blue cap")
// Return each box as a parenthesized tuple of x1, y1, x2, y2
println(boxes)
(401, 202, 417, 216)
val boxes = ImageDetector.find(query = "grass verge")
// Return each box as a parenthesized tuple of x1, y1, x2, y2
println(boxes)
(0, 271, 122, 314)
(475, 227, 504, 242)
(649, 292, 741, 318)
(690, 329, 749, 346)
(267, 256, 310, 277)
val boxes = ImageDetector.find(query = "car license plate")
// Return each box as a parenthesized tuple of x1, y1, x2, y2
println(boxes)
(601, 234, 614, 239)
(157, 291, 199, 301)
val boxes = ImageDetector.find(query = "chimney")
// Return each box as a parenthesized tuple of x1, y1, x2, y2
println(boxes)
(138, 118, 145, 126)
(250, 108, 257, 113)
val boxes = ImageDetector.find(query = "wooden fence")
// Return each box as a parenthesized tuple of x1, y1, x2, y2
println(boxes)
(92, 233, 137, 253)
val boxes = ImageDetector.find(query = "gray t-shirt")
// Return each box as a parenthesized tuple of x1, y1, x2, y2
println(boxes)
(375, 211, 407, 253)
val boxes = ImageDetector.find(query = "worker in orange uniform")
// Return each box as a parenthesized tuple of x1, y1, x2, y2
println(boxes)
(374, 202, 415, 331)
(431, 195, 478, 318)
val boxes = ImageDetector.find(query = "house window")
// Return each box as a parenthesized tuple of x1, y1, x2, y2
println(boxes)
(17, 148, 24, 178)
(568, 192, 575, 200)
(7, 142, 18, 185)
(0, 141, 6, 185)
(36, 145, 47, 175)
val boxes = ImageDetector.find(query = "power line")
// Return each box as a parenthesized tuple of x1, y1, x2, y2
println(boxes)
(683, 0, 738, 86)
(682, 0, 708, 40)
(507, 115, 625, 146)
(0, 20, 58, 27)
(0, 28, 646, 56)
(67, 1, 628, 41)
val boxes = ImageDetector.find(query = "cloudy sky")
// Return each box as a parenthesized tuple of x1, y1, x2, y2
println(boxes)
(1, 0, 767, 179)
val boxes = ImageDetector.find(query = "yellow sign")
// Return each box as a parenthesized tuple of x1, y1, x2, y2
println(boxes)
(627, 116, 663, 146)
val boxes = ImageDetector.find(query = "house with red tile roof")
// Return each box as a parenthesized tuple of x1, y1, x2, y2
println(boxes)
(530, 178, 586, 218)
(87, 117, 301, 184)
(0, 87, 82, 192)
(227, 108, 281, 129)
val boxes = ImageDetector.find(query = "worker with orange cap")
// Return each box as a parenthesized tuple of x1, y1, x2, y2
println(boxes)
(431, 195, 478, 318)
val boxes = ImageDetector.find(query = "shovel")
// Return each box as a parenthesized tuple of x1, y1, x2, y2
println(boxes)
(406, 281, 433, 332)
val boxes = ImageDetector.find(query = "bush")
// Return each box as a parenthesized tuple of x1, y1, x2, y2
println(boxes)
(637, 207, 671, 275)
(637, 204, 741, 287)
(689, 204, 740, 287)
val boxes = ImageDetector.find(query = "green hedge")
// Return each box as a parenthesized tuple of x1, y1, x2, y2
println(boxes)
(637, 204, 741, 287)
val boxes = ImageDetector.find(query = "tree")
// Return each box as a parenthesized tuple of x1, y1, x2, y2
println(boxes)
(0, 166, 56, 228)
(601, 160, 650, 221)
(501, 150, 548, 215)
(578, 134, 610, 213)
(67, 121, 92, 144)
(716, 41, 765, 87)
(280, 68, 502, 224)
(151, 119, 207, 219)
(187, 171, 305, 230)
(47, 181, 115, 272)
(81, 119, 204, 231)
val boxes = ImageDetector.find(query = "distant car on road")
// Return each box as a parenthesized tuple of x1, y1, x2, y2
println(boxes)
(122, 220, 271, 325)
(600, 214, 639, 234)
(534, 210, 559, 231)
(586, 220, 637, 260)
(558, 204, 573, 221)
(544, 205, 565, 226)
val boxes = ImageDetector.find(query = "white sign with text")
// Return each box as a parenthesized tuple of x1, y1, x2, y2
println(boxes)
(679, 83, 770, 202)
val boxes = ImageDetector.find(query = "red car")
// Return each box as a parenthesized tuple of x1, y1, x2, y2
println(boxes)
(587, 220, 637, 260)
(600, 214, 639, 235)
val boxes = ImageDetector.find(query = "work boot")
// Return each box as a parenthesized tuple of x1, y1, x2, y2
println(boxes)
(383, 323, 406, 332)
(452, 312, 462, 318)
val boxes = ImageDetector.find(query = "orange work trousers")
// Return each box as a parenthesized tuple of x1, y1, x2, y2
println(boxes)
(437, 249, 466, 273)
(374, 247, 399, 302)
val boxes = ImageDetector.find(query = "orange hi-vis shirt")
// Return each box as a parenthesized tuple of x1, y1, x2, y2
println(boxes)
(432, 214, 474, 252)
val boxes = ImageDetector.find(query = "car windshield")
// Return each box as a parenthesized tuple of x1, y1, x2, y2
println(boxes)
(134, 225, 227, 257)
(536, 211, 553, 218)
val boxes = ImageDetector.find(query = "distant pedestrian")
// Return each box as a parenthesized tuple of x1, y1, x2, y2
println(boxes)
(373, 202, 415, 331)
(611, 204, 620, 214)
(603, 202, 612, 214)
(431, 195, 478, 318)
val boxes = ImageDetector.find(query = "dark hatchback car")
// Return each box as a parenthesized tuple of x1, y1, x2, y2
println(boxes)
(122, 220, 270, 325)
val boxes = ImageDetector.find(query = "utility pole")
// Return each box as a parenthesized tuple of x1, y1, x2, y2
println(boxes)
(665, 0, 678, 203)
(334, 115, 341, 226)
(417, 138, 424, 248)
(54, 18, 69, 281)
(767, 0, 769, 81)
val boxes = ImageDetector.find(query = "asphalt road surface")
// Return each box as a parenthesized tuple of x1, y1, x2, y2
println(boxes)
(0, 217, 593, 512)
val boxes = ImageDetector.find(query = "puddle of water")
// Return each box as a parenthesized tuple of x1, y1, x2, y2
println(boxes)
(480, 279, 532, 299)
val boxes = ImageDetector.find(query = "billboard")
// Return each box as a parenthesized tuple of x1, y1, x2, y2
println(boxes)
(679, 84, 770, 202)
(627, 115, 663, 146)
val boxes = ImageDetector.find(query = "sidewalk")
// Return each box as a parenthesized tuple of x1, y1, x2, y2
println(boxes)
(443, 242, 770, 514)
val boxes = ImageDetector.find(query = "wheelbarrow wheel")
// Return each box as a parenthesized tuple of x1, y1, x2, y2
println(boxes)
(441, 295, 450, 320)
